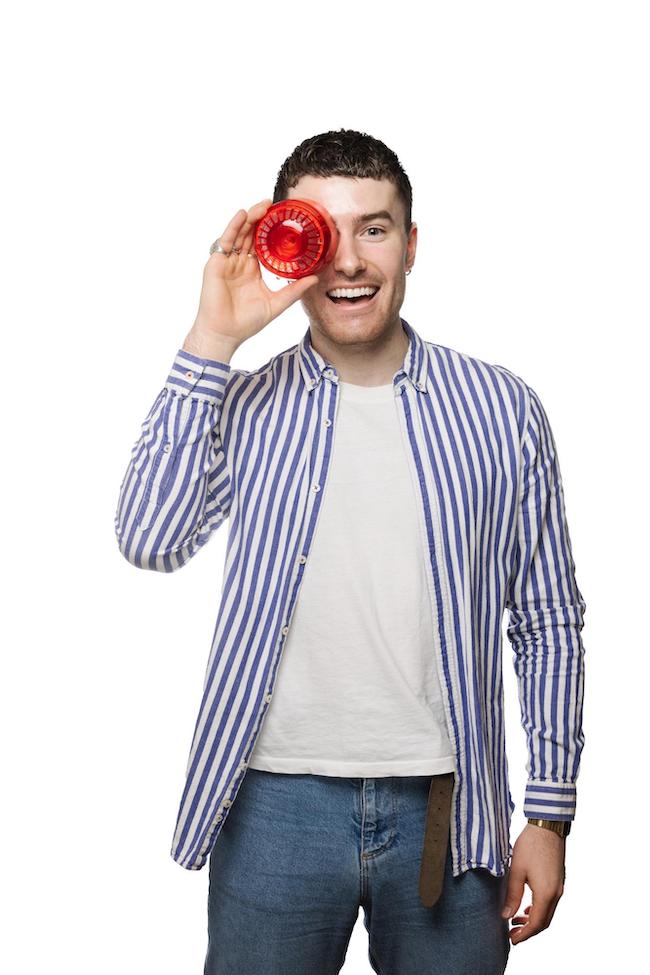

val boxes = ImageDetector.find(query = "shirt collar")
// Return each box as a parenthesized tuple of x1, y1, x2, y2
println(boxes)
(297, 317, 429, 394)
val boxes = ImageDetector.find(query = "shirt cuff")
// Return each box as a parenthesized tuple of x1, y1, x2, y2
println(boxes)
(165, 348, 232, 401)
(523, 779, 577, 820)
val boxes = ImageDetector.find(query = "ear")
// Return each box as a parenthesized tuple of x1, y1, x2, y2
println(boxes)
(406, 222, 418, 269)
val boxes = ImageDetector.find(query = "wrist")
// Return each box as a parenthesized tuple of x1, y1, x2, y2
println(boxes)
(182, 327, 239, 364)
(527, 818, 571, 838)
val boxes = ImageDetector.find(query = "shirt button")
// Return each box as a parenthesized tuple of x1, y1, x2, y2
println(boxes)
(299, 555, 307, 564)
(185, 370, 194, 379)
(313, 484, 321, 492)
(282, 626, 289, 635)
(163, 443, 171, 453)
(222, 798, 232, 808)
(265, 693, 273, 703)
(324, 418, 332, 427)
(215, 813, 223, 822)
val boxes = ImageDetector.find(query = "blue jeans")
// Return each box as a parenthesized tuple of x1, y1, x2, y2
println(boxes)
(204, 769, 511, 974)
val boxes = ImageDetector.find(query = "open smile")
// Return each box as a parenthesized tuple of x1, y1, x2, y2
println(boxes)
(326, 287, 380, 311)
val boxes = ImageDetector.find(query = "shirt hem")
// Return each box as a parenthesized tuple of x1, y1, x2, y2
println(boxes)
(453, 856, 512, 880)
(247, 755, 458, 776)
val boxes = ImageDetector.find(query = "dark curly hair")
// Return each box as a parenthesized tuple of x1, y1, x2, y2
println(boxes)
(272, 128, 413, 237)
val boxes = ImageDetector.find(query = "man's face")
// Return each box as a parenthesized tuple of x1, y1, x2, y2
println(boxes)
(286, 175, 417, 346)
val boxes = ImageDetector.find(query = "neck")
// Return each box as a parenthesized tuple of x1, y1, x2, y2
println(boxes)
(309, 318, 409, 387)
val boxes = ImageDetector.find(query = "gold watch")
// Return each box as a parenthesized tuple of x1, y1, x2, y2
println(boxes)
(527, 818, 571, 838)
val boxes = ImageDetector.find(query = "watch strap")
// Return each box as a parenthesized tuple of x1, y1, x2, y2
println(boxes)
(527, 817, 571, 837)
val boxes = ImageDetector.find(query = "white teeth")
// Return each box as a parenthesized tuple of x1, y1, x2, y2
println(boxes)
(327, 286, 378, 298)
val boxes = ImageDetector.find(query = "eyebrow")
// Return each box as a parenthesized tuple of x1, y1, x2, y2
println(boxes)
(352, 210, 395, 226)
(330, 209, 395, 229)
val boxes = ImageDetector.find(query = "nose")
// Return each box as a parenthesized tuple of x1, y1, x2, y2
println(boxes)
(331, 230, 366, 277)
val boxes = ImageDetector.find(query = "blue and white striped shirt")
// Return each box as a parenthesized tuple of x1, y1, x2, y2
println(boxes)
(114, 317, 586, 878)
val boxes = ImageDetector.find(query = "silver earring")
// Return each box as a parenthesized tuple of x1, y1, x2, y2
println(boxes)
(406, 268, 412, 275)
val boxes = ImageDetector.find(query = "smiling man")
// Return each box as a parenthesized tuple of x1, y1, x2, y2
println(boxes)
(287, 173, 415, 387)
(115, 128, 586, 975)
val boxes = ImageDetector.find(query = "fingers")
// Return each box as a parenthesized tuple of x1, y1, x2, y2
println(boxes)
(235, 219, 261, 263)
(511, 904, 532, 922)
(509, 894, 556, 944)
(215, 208, 248, 255)
(248, 197, 274, 220)
(232, 198, 273, 255)
(502, 873, 525, 921)
(212, 199, 273, 260)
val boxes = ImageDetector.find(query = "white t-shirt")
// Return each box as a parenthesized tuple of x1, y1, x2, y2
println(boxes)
(248, 378, 457, 777)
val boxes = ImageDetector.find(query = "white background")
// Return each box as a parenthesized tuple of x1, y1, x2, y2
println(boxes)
(2, 1, 647, 971)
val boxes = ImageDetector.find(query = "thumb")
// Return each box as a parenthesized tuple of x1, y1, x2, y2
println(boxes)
(502, 870, 525, 919)
(269, 274, 320, 318)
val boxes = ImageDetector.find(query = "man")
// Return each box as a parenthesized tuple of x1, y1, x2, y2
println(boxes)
(115, 128, 586, 974)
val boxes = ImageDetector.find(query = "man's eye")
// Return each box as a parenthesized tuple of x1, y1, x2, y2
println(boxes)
(365, 227, 385, 237)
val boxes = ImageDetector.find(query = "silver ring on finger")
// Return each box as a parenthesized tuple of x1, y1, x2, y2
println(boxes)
(209, 237, 229, 256)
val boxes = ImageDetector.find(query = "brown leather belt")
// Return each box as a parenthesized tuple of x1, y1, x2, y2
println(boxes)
(418, 771, 455, 908)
